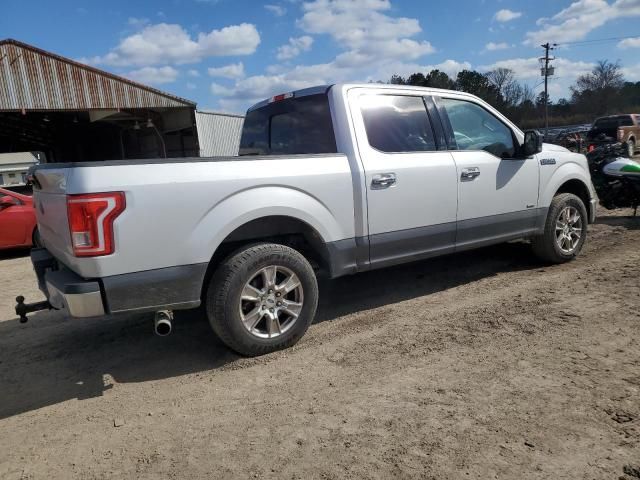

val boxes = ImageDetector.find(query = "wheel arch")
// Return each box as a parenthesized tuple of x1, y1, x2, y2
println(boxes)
(540, 163, 594, 222)
(555, 178, 592, 219)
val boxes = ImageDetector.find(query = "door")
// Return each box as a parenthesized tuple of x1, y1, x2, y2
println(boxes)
(349, 90, 459, 268)
(0, 193, 29, 247)
(435, 96, 540, 249)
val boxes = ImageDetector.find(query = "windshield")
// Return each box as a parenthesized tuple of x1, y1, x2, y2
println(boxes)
(239, 94, 337, 156)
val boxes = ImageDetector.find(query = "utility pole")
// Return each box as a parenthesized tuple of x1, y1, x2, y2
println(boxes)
(540, 43, 555, 137)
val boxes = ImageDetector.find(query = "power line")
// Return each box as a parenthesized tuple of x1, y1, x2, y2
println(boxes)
(555, 34, 639, 47)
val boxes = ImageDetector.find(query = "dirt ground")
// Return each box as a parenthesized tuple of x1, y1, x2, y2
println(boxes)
(0, 207, 639, 480)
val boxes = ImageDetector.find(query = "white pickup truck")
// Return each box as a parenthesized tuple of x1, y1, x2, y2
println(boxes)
(19, 83, 597, 356)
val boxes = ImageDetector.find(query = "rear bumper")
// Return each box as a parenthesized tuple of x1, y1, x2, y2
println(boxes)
(31, 248, 105, 317)
(31, 248, 207, 318)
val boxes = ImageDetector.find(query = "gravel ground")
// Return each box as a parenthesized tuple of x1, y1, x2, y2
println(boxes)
(0, 207, 639, 479)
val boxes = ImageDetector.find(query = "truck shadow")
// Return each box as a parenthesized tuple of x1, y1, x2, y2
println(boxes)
(0, 241, 539, 419)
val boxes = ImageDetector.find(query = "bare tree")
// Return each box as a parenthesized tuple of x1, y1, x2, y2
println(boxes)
(486, 68, 515, 93)
(487, 67, 523, 107)
(520, 83, 536, 105)
(572, 60, 624, 95)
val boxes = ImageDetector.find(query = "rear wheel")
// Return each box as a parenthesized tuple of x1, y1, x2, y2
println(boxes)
(206, 243, 319, 356)
(532, 193, 588, 263)
(628, 139, 636, 158)
(32, 228, 42, 248)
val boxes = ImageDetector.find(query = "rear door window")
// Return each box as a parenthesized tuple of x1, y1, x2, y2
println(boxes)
(359, 95, 436, 153)
(239, 94, 337, 155)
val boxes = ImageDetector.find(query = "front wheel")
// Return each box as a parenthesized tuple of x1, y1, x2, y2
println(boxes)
(206, 243, 319, 356)
(628, 139, 636, 158)
(532, 193, 588, 263)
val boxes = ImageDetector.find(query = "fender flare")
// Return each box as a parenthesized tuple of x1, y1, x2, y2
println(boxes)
(187, 185, 350, 264)
(539, 163, 592, 208)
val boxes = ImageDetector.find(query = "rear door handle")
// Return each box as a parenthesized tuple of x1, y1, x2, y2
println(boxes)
(371, 173, 397, 189)
(460, 167, 480, 181)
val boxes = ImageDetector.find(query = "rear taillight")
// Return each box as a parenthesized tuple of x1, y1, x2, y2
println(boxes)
(588, 144, 595, 152)
(67, 192, 125, 257)
(617, 129, 624, 141)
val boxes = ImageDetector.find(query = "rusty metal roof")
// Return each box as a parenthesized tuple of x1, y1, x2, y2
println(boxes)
(0, 39, 196, 111)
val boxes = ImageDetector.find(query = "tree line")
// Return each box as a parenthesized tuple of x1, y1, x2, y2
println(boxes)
(388, 60, 640, 129)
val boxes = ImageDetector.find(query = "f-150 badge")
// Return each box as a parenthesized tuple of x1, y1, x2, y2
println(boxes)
(540, 158, 556, 165)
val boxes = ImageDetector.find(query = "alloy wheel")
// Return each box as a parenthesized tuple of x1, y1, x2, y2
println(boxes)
(239, 265, 304, 339)
(555, 206, 583, 254)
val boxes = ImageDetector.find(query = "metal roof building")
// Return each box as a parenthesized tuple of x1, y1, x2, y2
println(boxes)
(195, 111, 244, 157)
(0, 39, 199, 162)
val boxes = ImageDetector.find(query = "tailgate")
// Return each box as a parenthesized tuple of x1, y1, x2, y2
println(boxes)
(32, 167, 75, 266)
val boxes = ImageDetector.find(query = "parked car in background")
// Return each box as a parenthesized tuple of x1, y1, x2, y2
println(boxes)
(586, 114, 640, 157)
(0, 188, 38, 250)
(0, 151, 44, 188)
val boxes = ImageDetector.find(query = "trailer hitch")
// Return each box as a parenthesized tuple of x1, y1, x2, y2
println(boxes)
(15, 296, 52, 323)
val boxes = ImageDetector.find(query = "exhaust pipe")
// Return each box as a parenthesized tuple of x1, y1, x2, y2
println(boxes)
(154, 310, 173, 336)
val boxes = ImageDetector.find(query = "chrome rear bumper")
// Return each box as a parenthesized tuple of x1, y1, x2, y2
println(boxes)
(31, 248, 105, 318)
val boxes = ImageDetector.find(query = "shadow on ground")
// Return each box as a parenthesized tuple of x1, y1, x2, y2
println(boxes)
(595, 214, 640, 230)
(0, 239, 574, 419)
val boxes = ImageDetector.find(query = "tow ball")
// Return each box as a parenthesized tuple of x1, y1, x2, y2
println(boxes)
(15, 296, 52, 323)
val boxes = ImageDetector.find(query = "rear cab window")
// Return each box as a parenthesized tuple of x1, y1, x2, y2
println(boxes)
(239, 94, 337, 156)
(593, 116, 634, 129)
(359, 95, 437, 153)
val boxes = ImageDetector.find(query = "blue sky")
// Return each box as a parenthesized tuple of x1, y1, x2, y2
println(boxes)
(3, 0, 640, 113)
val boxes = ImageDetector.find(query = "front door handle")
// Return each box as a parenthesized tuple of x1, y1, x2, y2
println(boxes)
(371, 173, 397, 189)
(460, 167, 480, 181)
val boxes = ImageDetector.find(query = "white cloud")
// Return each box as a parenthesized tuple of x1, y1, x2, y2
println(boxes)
(494, 9, 522, 22)
(128, 17, 150, 28)
(525, 0, 640, 45)
(265, 4, 287, 16)
(618, 37, 640, 49)
(208, 62, 245, 79)
(125, 66, 179, 85)
(187, 69, 200, 77)
(210, 82, 236, 96)
(276, 36, 314, 60)
(212, 0, 438, 112)
(484, 42, 510, 52)
(186, 82, 197, 90)
(91, 22, 260, 66)
(298, 0, 435, 63)
(622, 63, 640, 80)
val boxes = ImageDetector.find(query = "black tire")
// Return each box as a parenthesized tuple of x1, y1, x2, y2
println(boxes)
(532, 193, 588, 264)
(206, 243, 319, 356)
(32, 228, 42, 248)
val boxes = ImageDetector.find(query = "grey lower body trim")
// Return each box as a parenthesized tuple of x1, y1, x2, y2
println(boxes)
(455, 208, 546, 251)
(32, 249, 208, 317)
(101, 263, 208, 314)
(368, 221, 456, 270)
(324, 209, 550, 277)
(324, 236, 369, 278)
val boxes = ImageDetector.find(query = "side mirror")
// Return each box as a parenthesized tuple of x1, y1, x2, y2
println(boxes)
(522, 130, 543, 157)
(0, 195, 17, 208)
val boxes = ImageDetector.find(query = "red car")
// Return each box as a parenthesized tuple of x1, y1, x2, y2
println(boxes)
(0, 188, 38, 250)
